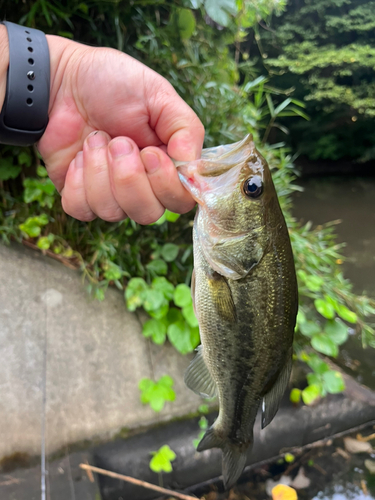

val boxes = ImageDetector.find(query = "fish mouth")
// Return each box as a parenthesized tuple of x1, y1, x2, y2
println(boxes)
(176, 134, 256, 203)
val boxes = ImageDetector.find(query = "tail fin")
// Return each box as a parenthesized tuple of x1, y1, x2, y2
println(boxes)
(197, 427, 250, 489)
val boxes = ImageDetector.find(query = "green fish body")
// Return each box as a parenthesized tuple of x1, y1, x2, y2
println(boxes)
(177, 135, 298, 489)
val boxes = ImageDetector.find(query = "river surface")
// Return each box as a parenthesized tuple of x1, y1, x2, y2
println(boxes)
(292, 176, 375, 389)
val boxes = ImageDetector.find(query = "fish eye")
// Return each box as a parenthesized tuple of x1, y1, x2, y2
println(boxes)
(243, 178, 263, 198)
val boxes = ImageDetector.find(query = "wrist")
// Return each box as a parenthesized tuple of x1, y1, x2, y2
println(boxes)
(0, 24, 9, 112)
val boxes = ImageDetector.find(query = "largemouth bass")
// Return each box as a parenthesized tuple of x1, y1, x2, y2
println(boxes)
(176, 135, 298, 489)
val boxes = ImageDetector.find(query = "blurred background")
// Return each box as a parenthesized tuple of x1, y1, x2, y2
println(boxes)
(0, 1, 375, 499)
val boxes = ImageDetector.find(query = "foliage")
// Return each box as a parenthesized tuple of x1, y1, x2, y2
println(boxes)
(257, 0, 375, 161)
(0, 0, 374, 414)
(139, 375, 176, 412)
(149, 445, 176, 473)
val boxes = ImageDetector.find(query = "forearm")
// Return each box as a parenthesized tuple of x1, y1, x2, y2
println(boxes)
(0, 24, 9, 111)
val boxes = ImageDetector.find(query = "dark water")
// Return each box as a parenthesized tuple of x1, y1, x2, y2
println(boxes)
(197, 424, 375, 500)
(292, 177, 375, 390)
(293, 177, 375, 298)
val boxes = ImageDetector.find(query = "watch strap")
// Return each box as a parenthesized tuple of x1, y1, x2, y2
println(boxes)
(0, 21, 50, 146)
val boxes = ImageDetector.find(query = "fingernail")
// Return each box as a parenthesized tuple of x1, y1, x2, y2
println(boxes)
(75, 151, 83, 169)
(142, 151, 160, 174)
(87, 131, 107, 149)
(109, 138, 133, 158)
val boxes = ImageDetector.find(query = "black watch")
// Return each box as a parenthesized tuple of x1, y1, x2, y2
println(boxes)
(0, 21, 50, 146)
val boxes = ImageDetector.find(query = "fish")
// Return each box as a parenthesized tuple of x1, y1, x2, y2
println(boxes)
(176, 135, 298, 489)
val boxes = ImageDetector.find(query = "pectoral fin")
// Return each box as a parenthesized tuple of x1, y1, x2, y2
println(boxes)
(262, 352, 293, 429)
(207, 271, 237, 323)
(184, 345, 217, 398)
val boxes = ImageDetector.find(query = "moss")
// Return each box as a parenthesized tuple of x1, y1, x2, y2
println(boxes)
(0, 452, 32, 472)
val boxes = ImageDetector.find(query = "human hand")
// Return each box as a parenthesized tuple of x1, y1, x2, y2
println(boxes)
(38, 36, 204, 224)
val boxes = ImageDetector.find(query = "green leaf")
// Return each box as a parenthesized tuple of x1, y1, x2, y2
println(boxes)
(37, 165, 48, 177)
(334, 304, 357, 324)
(146, 259, 168, 275)
(322, 370, 345, 394)
(18, 151, 32, 167)
(165, 210, 180, 222)
(303, 353, 330, 375)
(0, 160, 21, 180)
(299, 320, 321, 337)
(302, 384, 321, 405)
(143, 289, 166, 312)
(18, 214, 49, 238)
(204, 0, 237, 27)
(314, 299, 335, 319)
(125, 278, 148, 311)
(139, 375, 175, 413)
(104, 262, 123, 281)
(177, 8, 196, 39)
(149, 445, 176, 473)
(167, 320, 197, 354)
(324, 319, 348, 345)
(142, 318, 167, 345)
(290, 388, 302, 403)
(174, 283, 191, 307)
(305, 275, 324, 292)
(182, 302, 199, 327)
(152, 277, 175, 301)
(311, 333, 339, 357)
(161, 243, 180, 262)
(37, 236, 51, 250)
(284, 452, 295, 463)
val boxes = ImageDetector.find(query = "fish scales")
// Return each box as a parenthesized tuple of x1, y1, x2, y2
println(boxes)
(177, 135, 298, 489)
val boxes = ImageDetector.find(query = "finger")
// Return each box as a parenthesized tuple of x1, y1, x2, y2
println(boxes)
(108, 137, 165, 225)
(83, 131, 127, 222)
(146, 76, 205, 162)
(61, 152, 96, 222)
(140, 146, 196, 214)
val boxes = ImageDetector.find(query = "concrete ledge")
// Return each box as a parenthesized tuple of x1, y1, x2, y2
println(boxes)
(0, 243, 201, 460)
(93, 392, 375, 500)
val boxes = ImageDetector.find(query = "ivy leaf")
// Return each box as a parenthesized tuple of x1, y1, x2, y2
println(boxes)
(37, 236, 51, 250)
(146, 259, 168, 276)
(139, 375, 175, 412)
(167, 320, 197, 354)
(322, 370, 345, 394)
(0, 160, 21, 180)
(324, 319, 348, 345)
(142, 318, 167, 345)
(302, 384, 321, 405)
(143, 289, 166, 313)
(152, 277, 175, 300)
(125, 278, 148, 311)
(37, 165, 48, 177)
(311, 333, 338, 357)
(314, 299, 335, 319)
(161, 243, 180, 262)
(174, 283, 191, 307)
(149, 445, 176, 473)
(177, 8, 196, 39)
(18, 151, 32, 167)
(299, 320, 321, 337)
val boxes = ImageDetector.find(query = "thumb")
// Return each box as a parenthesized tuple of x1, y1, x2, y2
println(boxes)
(146, 78, 205, 161)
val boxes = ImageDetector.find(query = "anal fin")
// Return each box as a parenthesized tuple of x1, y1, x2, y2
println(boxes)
(262, 351, 293, 429)
(184, 345, 217, 398)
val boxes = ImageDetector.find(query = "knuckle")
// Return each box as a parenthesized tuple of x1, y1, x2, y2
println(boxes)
(96, 206, 126, 222)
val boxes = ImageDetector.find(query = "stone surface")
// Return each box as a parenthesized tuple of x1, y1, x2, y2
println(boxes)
(0, 243, 201, 461)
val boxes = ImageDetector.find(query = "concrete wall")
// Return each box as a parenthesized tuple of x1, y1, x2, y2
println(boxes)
(0, 243, 201, 460)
